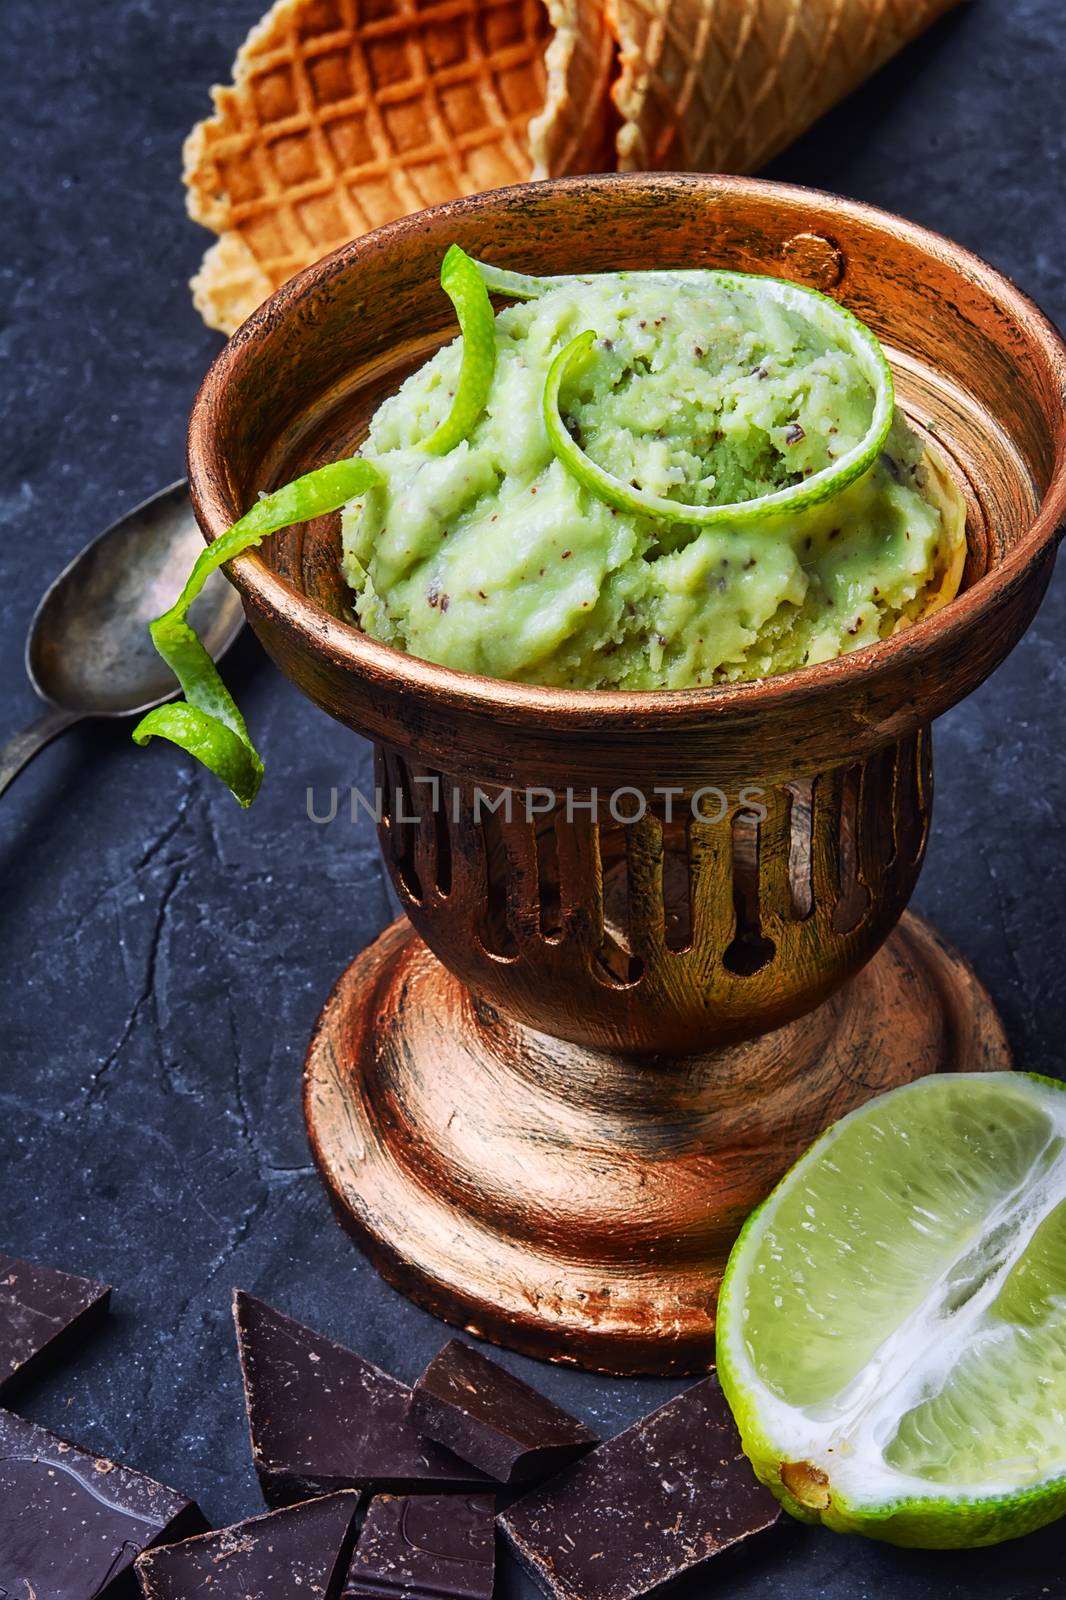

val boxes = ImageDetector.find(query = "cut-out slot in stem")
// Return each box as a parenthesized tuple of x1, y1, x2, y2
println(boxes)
(662, 816, 694, 953)
(724, 810, 776, 976)
(832, 764, 872, 934)
(595, 822, 645, 988)
(384, 749, 422, 904)
(433, 776, 453, 898)
(478, 804, 519, 960)
(785, 779, 815, 921)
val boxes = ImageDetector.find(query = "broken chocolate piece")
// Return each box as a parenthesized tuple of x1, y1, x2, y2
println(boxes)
(343, 1494, 494, 1600)
(234, 1292, 491, 1505)
(410, 1340, 598, 1485)
(499, 1376, 780, 1600)
(136, 1491, 362, 1600)
(0, 1252, 111, 1394)
(0, 1406, 203, 1598)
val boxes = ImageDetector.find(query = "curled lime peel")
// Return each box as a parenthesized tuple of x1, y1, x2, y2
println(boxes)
(422, 245, 497, 455)
(473, 259, 556, 300)
(133, 456, 383, 806)
(543, 293, 895, 529)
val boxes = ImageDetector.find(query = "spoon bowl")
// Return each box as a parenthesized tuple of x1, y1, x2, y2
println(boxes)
(2, 479, 245, 798)
(28, 480, 243, 717)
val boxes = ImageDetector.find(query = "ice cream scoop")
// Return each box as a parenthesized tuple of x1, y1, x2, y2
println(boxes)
(343, 264, 966, 690)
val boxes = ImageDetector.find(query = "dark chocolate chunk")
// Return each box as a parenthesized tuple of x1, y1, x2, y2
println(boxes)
(498, 1376, 780, 1600)
(0, 1252, 111, 1394)
(234, 1292, 491, 1505)
(410, 1340, 598, 1486)
(0, 1406, 203, 1598)
(343, 1494, 494, 1600)
(136, 1491, 362, 1600)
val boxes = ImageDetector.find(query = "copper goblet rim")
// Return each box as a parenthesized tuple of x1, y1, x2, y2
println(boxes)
(187, 172, 1066, 791)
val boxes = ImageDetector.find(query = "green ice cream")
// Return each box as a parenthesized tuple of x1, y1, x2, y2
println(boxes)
(341, 266, 965, 690)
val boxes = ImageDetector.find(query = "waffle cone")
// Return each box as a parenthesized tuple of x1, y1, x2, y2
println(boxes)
(528, 0, 615, 178)
(607, 0, 961, 174)
(185, 0, 612, 333)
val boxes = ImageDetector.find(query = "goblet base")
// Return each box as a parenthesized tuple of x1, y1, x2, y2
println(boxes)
(304, 912, 1009, 1376)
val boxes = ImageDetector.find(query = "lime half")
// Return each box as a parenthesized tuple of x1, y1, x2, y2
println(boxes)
(716, 1072, 1066, 1548)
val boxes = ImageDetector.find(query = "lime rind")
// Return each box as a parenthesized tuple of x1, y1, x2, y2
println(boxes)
(474, 259, 557, 300)
(422, 245, 497, 455)
(716, 1071, 1066, 1548)
(539, 270, 894, 528)
(134, 456, 383, 805)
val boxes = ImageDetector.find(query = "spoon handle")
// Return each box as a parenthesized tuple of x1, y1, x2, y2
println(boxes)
(0, 707, 84, 799)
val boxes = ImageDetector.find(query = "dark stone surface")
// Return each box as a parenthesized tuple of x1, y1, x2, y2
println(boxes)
(1, 2, 1063, 1597)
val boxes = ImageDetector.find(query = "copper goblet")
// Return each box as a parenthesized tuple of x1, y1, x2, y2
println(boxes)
(187, 175, 1066, 1375)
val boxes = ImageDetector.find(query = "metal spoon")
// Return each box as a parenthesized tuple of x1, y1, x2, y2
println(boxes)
(0, 480, 245, 799)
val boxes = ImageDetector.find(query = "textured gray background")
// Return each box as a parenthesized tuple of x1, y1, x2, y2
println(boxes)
(2, 1, 1064, 1595)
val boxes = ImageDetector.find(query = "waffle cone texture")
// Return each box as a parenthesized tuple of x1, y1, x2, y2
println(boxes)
(185, 0, 959, 332)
